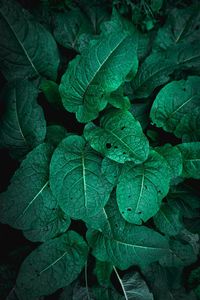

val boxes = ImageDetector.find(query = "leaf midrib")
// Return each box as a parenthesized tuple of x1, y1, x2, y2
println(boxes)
(0, 6, 39, 76)
(82, 34, 128, 103)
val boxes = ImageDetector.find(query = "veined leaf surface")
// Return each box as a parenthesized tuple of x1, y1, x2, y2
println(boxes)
(50, 135, 113, 219)
(0, 0, 59, 80)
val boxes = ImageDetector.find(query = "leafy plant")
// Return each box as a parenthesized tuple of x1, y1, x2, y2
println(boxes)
(0, 0, 199, 299)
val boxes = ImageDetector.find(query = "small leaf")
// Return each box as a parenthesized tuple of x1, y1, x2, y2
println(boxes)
(45, 125, 70, 147)
(84, 109, 149, 164)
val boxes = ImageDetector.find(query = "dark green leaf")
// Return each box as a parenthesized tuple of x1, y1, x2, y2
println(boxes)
(16, 231, 88, 299)
(0, 0, 59, 80)
(0, 80, 46, 159)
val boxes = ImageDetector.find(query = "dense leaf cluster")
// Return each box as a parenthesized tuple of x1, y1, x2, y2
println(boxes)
(0, 0, 199, 299)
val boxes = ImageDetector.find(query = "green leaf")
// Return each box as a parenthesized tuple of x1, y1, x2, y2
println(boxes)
(116, 150, 170, 224)
(0, 80, 46, 159)
(154, 203, 183, 236)
(59, 14, 138, 123)
(0, 143, 70, 241)
(177, 142, 200, 179)
(154, 144, 183, 181)
(154, 5, 200, 50)
(101, 157, 122, 186)
(94, 260, 113, 287)
(132, 50, 176, 98)
(175, 107, 200, 142)
(92, 285, 124, 300)
(132, 43, 200, 98)
(16, 231, 88, 300)
(150, 77, 200, 134)
(45, 125, 70, 147)
(87, 196, 169, 270)
(160, 239, 198, 268)
(50, 135, 112, 219)
(129, 102, 151, 130)
(40, 80, 63, 108)
(107, 86, 131, 110)
(0, 0, 59, 80)
(84, 109, 149, 164)
(120, 271, 154, 300)
(53, 8, 92, 51)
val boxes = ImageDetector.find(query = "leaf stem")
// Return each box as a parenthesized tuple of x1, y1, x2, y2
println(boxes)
(113, 266, 128, 300)
(85, 262, 91, 300)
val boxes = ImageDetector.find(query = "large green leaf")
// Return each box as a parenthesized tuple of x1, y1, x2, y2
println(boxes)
(59, 14, 138, 123)
(16, 231, 88, 300)
(177, 142, 200, 179)
(87, 196, 169, 270)
(0, 0, 59, 80)
(150, 77, 200, 134)
(0, 80, 46, 159)
(116, 150, 170, 224)
(50, 135, 112, 219)
(0, 144, 70, 241)
(84, 109, 149, 164)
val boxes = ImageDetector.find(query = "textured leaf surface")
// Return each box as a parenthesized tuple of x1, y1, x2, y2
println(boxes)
(154, 5, 200, 50)
(84, 109, 149, 164)
(53, 8, 92, 50)
(101, 157, 122, 186)
(155, 144, 183, 180)
(154, 203, 183, 236)
(117, 150, 170, 224)
(0, 80, 46, 158)
(59, 15, 138, 122)
(0, 144, 70, 240)
(160, 239, 198, 268)
(94, 260, 113, 287)
(121, 272, 154, 300)
(16, 231, 88, 299)
(150, 77, 200, 133)
(87, 196, 169, 270)
(177, 142, 200, 179)
(50, 135, 112, 219)
(0, 0, 59, 80)
(132, 44, 200, 98)
(175, 107, 200, 142)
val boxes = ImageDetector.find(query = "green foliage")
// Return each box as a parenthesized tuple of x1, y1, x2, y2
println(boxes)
(0, 0, 199, 299)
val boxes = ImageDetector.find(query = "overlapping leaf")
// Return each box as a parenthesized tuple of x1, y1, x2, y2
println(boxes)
(0, 0, 59, 80)
(0, 80, 46, 159)
(16, 231, 88, 300)
(59, 13, 138, 122)
(50, 135, 113, 219)
(116, 150, 171, 224)
(84, 109, 149, 164)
